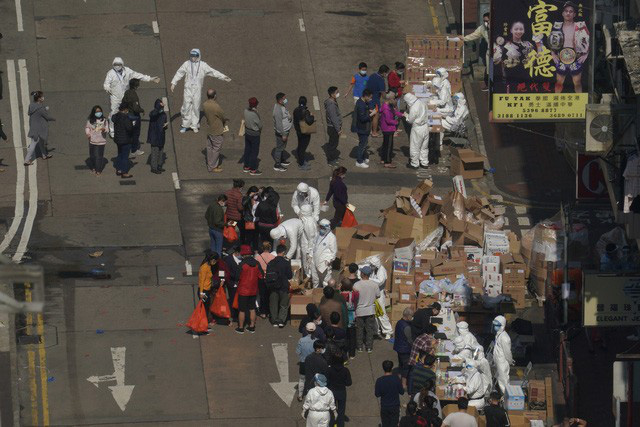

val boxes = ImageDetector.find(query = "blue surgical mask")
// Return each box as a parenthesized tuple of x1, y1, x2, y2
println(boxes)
(95, 112, 103, 118)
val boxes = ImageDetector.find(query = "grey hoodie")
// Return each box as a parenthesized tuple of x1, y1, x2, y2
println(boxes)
(324, 98, 342, 131)
(28, 102, 55, 140)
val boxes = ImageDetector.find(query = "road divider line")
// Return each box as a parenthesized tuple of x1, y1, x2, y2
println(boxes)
(15, 0, 24, 31)
(427, 0, 441, 34)
(14, 59, 38, 263)
(172, 172, 180, 190)
(312, 96, 320, 111)
(26, 287, 39, 425)
(152, 20, 159, 34)
(0, 60, 26, 254)
(298, 18, 305, 32)
(37, 311, 50, 425)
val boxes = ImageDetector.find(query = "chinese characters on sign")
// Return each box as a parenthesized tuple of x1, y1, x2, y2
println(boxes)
(490, 0, 592, 121)
(583, 274, 640, 327)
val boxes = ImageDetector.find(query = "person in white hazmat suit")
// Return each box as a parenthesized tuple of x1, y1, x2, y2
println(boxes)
(457, 321, 480, 349)
(430, 68, 454, 114)
(292, 182, 320, 222)
(403, 93, 430, 169)
(299, 205, 318, 277)
(452, 336, 474, 361)
(369, 257, 393, 339)
(302, 373, 337, 427)
(103, 57, 160, 135)
(270, 218, 303, 260)
(170, 48, 231, 133)
(492, 315, 514, 394)
(442, 92, 469, 132)
(474, 346, 493, 396)
(311, 219, 337, 288)
(461, 360, 486, 409)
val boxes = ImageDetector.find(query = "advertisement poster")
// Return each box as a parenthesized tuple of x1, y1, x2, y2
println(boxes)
(583, 274, 640, 327)
(490, 0, 592, 121)
(576, 154, 608, 200)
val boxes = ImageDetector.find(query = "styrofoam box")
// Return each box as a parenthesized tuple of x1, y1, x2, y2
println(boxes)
(505, 384, 525, 411)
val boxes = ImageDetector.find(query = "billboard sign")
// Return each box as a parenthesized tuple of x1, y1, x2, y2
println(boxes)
(576, 153, 608, 200)
(583, 274, 640, 327)
(490, 0, 592, 121)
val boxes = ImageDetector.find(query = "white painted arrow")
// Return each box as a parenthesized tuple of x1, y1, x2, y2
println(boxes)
(269, 343, 297, 407)
(87, 347, 135, 411)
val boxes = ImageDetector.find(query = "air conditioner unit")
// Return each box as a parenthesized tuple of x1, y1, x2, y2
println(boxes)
(585, 104, 614, 153)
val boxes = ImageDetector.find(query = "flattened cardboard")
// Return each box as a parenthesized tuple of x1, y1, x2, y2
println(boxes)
(381, 210, 438, 241)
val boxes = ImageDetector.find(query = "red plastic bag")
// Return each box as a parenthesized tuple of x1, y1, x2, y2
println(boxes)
(232, 292, 239, 310)
(223, 225, 238, 243)
(186, 301, 208, 333)
(342, 209, 358, 228)
(210, 286, 231, 318)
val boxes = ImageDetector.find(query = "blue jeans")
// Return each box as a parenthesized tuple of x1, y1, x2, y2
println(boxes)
(209, 227, 223, 255)
(116, 144, 131, 173)
(356, 133, 369, 163)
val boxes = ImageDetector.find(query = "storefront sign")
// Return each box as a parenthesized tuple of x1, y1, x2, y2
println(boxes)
(490, 0, 593, 122)
(583, 274, 640, 326)
(576, 153, 608, 200)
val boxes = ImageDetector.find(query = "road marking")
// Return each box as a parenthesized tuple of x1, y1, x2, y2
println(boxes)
(152, 20, 159, 34)
(162, 96, 169, 113)
(37, 311, 50, 425)
(514, 205, 527, 214)
(298, 18, 305, 32)
(517, 216, 530, 226)
(15, 0, 24, 31)
(14, 59, 38, 263)
(0, 60, 26, 254)
(171, 172, 180, 190)
(87, 347, 135, 411)
(26, 289, 39, 425)
(312, 96, 320, 111)
(185, 260, 192, 276)
(503, 217, 509, 226)
(427, 0, 441, 34)
(269, 343, 297, 407)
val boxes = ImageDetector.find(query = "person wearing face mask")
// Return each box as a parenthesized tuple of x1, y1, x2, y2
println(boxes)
(324, 86, 342, 166)
(457, 321, 480, 350)
(473, 346, 493, 397)
(147, 98, 168, 174)
(347, 62, 369, 104)
(387, 62, 406, 99)
(272, 92, 292, 171)
(452, 336, 474, 361)
(369, 257, 392, 340)
(24, 91, 55, 166)
(403, 92, 430, 170)
(491, 315, 513, 394)
(464, 12, 490, 90)
(103, 57, 159, 136)
(300, 205, 318, 278)
(442, 93, 469, 133)
(379, 91, 405, 168)
(270, 218, 303, 261)
(324, 167, 348, 228)
(292, 182, 321, 222)
(312, 220, 337, 288)
(121, 78, 145, 156)
(170, 49, 231, 133)
(460, 360, 486, 409)
(430, 68, 454, 114)
(205, 194, 228, 256)
(243, 97, 263, 175)
(203, 89, 228, 173)
(365, 65, 390, 138)
(111, 103, 134, 177)
(293, 96, 316, 171)
(351, 89, 376, 168)
(242, 186, 261, 250)
(85, 105, 108, 175)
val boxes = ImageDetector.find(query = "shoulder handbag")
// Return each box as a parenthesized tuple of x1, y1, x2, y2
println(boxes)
(300, 112, 317, 135)
(238, 119, 246, 137)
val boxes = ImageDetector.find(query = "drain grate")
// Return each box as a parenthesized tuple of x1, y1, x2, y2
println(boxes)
(74, 165, 89, 170)
(18, 335, 41, 345)
(119, 180, 136, 186)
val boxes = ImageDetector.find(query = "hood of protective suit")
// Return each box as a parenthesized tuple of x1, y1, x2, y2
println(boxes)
(314, 386, 330, 395)
(270, 225, 286, 239)
(403, 93, 418, 107)
(463, 360, 478, 378)
(432, 77, 443, 88)
(370, 257, 381, 268)
(457, 321, 469, 334)
(297, 182, 309, 193)
(436, 67, 449, 79)
(493, 315, 506, 334)
(112, 57, 124, 66)
(190, 48, 201, 61)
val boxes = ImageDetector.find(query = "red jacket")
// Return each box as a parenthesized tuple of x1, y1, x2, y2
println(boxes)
(224, 187, 244, 221)
(237, 258, 264, 296)
(388, 71, 403, 96)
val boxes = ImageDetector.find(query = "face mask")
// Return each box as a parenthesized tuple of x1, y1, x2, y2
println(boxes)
(114, 65, 123, 72)
(190, 56, 199, 62)
(359, 70, 367, 76)
(95, 112, 103, 118)
(493, 323, 501, 333)
(484, 21, 489, 28)
(314, 318, 322, 325)
(283, 99, 288, 105)
(319, 228, 328, 236)
(252, 194, 259, 200)
(320, 349, 326, 354)
(336, 92, 340, 98)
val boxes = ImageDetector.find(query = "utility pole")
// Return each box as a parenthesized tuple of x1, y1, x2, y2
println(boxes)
(561, 203, 570, 327)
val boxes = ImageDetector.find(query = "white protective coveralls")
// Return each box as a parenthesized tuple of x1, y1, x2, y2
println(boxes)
(431, 68, 454, 114)
(442, 93, 469, 132)
(370, 257, 393, 338)
(170, 48, 231, 131)
(311, 220, 337, 288)
(103, 57, 155, 133)
(457, 321, 480, 350)
(462, 360, 486, 409)
(299, 205, 318, 277)
(474, 346, 493, 396)
(452, 336, 474, 361)
(302, 385, 337, 427)
(404, 93, 430, 168)
(492, 315, 513, 394)
(292, 182, 321, 222)
(270, 218, 303, 260)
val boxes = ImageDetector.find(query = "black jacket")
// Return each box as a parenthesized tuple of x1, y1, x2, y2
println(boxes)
(304, 352, 328, 394)
(293, 105, 314, 135)
(266, 256, 293, 291)
(351, 98, 371, 135)
(147, 99, 167, 148)
(255, 199, 278, 225)
(326, 364, 352, 399)
(112, 112, 133, 146)
(122, 88, 144, 115)
(484, 404, 510, 427)
(223, 255, 242, 284)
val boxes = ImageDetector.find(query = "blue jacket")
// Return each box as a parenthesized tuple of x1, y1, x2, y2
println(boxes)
(366, 73, 386, 108)
(352, 73, 369, 98)
(393, 319, 412, 354)
(351, 98, 371, 135)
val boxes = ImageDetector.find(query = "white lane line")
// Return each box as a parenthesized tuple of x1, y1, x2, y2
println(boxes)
(517, 217, 530, 227)
(298, 18, 305, 32)
(172, 172, 180, 190)
(312, 96, 320, 111)
(185, 260, 192, 276)
(162, 96, 169, 113)
(13, 59, 37, 263)
(503, 217, 509, 226)
(514, 205, 527, 214)
(0, 60, 26, 254)
(152, 21, 159, 34)
(15, 0, 24, 31)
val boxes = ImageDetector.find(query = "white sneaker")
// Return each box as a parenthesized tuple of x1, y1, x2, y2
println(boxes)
(364, 158, 370, 164)
(192, 127, 199, 133)
(355, 161, 369, 168)
(384, 334, 392, 340)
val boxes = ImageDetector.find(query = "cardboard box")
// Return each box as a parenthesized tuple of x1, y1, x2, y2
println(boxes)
(505, 384, 525, 410)
(502, 253, 527, 287)
(381, 210, 438, 242)
(484, 230, 511, 255)
(397, 283, 417, 303)
(432, 260, 465, 277)
(450, 148, 485, 179)
(485, 282, 502, 297)
(528, 380, 546, 403)
(353, 223, 381, 239)
(417, 294, 439, 308)
(411, 179, 433, 205)
(394, 238, 416, 260)
(290, 293, 313, 315)
(311, 288, 324, 305)
(335, 227, 357, 256)
(394, 272, 415, 287)
(414, 266, 431, 284)
(468, 274, 484, 293)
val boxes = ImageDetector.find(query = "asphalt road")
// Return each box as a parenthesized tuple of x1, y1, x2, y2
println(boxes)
(0, 0, 449, 425)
